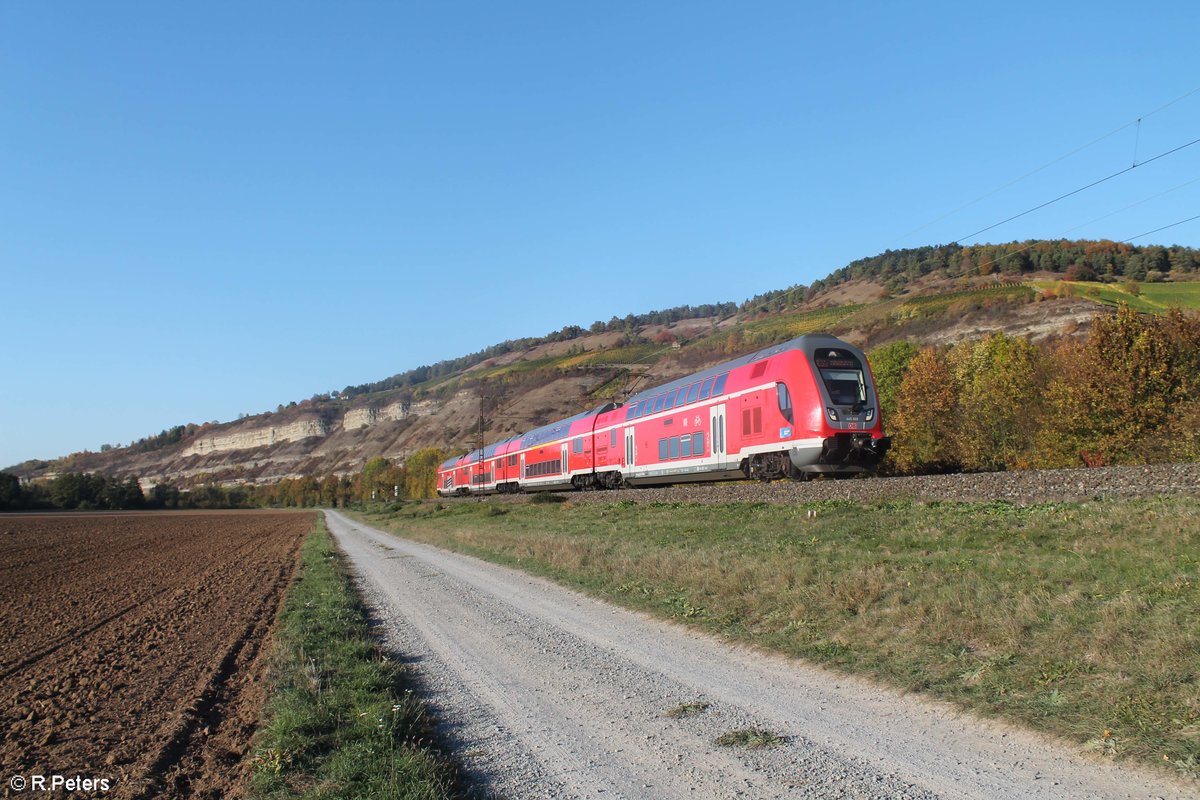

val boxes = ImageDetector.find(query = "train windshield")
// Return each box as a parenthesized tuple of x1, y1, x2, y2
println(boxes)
(813, 349, 867, 407)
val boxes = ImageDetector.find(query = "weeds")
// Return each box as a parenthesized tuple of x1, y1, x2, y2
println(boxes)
(714, 728, 785, 748)
(247, 514, 460, 799)
(665, 702, 710, 718)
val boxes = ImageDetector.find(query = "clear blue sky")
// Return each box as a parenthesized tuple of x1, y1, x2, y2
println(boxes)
(3, 1, 1199, 468)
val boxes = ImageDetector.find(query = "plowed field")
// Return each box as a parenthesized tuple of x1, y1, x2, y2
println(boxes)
(0, 511, 310, 799)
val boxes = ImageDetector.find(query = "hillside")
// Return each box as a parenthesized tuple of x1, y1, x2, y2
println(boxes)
(11, 240, 1200, 489)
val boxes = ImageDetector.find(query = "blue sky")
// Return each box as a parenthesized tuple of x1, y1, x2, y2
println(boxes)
(3, 1, 1199, 468)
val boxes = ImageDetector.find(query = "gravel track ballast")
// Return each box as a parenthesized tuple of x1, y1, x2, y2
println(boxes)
(472, 463, 1200, 507)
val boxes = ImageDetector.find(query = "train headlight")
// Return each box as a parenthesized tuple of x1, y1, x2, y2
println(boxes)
(826, 407, 839, 422)
(865, 408, 875, 422)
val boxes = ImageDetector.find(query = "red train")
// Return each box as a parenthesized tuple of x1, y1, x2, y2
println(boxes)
(437, 333, 890, 495)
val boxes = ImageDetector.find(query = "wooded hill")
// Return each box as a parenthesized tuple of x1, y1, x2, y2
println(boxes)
(8, 239, 1200, 492)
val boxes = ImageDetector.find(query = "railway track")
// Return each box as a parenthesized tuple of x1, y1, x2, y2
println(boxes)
(452, 462, 1200, 506)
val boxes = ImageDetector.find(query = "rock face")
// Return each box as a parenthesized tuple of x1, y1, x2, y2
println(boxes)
(341, 397, 437, 430)
(183, 417, 330, 456)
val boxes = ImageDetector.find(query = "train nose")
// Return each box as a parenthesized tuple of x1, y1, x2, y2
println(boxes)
(820, 433, 891, 468)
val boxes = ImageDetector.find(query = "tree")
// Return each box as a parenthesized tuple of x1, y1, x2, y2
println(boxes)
(867, 340, 919, 425)
(1035, 306, 1200, 466)
(404, 447, 447, 499)
(888, 347, 960, 473)
(0, 472, 26, 509)
(950, 333, 1044, 471)
(359, 456, 405, 501)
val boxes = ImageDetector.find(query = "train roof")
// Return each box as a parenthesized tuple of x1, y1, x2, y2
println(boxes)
(438, 334, 857, 471)
(621, 333, 850, 407)
(519, 403, 614, 448)
(454, 434, 522, 465)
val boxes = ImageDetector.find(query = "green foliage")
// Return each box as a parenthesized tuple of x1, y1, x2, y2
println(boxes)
(41, 472, 144, 510)
(404, 448, 447, 499)
(950, 333, 1045, 471)
(0, 472, 28, 509)
(867, 340, 919, 423)
(817, 240, 1200, 295)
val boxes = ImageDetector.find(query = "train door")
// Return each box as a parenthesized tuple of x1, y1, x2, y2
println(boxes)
(520, 453, 525, 483)
(624, 427, 635, 470)
(561, 443, 569, 477)
(709, 403, 727, 468)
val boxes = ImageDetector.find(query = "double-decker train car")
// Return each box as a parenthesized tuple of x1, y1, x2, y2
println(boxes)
(437, 333, 890, 495)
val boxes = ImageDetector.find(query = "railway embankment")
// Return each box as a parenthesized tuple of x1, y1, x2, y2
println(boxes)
(472, 461, 1200, 506)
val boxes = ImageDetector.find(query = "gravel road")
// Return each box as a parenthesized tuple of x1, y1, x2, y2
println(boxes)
(325, 510, 1191, 800)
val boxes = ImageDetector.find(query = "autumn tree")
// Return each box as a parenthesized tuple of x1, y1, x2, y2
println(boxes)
(950, 333, 1044, 471)
(888, 347, 960, 472)
(404, 447, 447, 499)
(358, 456, 405, 501)
(1035, 306, 1200, 466)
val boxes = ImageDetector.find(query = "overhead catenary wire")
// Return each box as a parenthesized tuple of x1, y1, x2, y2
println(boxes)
(886, 84, 1200, 248)
(952, 134, 1200, 244)
(1120, 213, 1200, 243)
(1059, 174, 1200, 236)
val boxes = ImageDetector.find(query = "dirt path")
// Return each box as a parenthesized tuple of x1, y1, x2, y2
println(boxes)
(326, 510, 1191, 800)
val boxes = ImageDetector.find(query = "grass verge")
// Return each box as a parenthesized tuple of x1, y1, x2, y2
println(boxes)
(354, 496, 1200, 780)
(247, 513, 460, 799)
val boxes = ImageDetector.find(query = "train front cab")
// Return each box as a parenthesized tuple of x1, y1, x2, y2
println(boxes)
(782, 337, 891, 477)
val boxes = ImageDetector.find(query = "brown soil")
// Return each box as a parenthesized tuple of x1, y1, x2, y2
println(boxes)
(0, 511, 311, 799)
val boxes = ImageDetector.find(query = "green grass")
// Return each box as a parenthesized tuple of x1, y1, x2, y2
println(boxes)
(357, 497, 1200, 779)
(665, 701, 710, 719)
(1139, 281, 1200, 309)
(1032, 279, 1200, 313)
(714, 728, 786, 748)
(247, 514, 460, 800)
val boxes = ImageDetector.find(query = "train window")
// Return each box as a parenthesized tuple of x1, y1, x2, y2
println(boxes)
(659, 439, 668, 460)
(777, 382, 793, 423)
(653, 394, 665, 413)
(664, 389, 676, 410)
(680, 436, 692, 458)
(573, 437, 583, 454)
(699, 377, 713, 400)
(626, 405, 636, 421)
(692, 432, 704, 456)
(611, 429, 617, 448)
(814, 349, 867, 406)
(712, 373, 728, 396)
(669, 436, 680, 459)
(686, 382, 700, 404)
(635, 400, 645, 417)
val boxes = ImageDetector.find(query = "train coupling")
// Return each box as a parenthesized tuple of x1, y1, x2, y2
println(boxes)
(819, 433, 891, 468)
